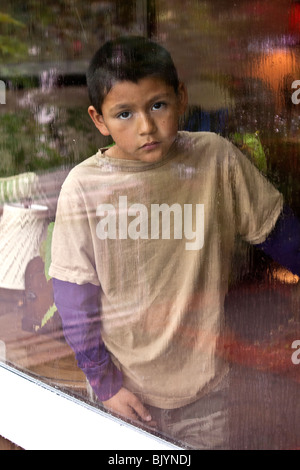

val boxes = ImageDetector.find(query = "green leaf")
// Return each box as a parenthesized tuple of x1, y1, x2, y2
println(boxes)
(0, 12, 25, 27)
(40, 303, 58, 328)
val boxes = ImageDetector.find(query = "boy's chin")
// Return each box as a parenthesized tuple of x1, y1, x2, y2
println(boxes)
(138, 141, 176, 163)
(109, 148, 165, 163)
(107, 139, 175, 162)
(137, 151, 169, 163)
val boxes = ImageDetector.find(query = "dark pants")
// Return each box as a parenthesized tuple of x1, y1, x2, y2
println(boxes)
(141, 366, 300, 450)
(90, 365, 300, 450)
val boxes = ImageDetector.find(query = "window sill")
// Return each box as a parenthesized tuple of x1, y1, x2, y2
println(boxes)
(0, 363, 179, 450)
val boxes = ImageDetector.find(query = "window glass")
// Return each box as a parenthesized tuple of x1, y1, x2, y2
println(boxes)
(0, 0, 300, 450)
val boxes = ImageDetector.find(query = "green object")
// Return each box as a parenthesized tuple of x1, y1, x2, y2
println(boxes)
(0, 172, 37, 205)
(37, 222, 58, 330)
(232, 132, 267, 173)
(40, 303, 58, 329)
(44, 222, 55, 281)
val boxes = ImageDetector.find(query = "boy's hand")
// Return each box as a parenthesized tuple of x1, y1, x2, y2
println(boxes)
(103, 387, 156, 426)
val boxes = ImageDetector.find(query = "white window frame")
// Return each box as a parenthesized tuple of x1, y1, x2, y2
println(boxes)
(0, 363, 180, 450)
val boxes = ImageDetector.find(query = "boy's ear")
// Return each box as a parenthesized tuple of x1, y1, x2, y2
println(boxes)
(177, 82, 188, 115)
(88, 106, 111, 136)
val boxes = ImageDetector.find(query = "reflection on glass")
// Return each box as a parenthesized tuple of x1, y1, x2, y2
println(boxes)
(0, 0, 299, 450)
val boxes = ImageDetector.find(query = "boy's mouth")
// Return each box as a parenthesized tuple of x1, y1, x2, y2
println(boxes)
(141, 141, 160, 150)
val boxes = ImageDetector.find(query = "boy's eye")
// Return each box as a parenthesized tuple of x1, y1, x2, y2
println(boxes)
(152, 102, 165, 111)
(117, 111, 132, 120)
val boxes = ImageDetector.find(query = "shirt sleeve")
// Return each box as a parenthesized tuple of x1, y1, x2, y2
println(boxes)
(256, 205, 300, 276)
(49, 176, 100, 286)
(228, 140, 284, 245)
(52, 278, 123, 401)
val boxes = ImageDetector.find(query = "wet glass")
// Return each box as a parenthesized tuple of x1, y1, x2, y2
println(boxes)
(0, 0, 300, 450)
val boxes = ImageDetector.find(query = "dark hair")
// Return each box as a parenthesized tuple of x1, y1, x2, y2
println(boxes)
(86, 36, 180, 113)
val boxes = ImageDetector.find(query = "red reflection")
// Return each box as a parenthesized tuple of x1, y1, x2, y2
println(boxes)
(289, 2, 300, 34)
(241, 3, 274, 17)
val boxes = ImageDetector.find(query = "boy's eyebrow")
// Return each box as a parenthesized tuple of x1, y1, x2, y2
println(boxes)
(146, 92, 173, 103)
(110, 103, 133, 113)
(109, 92, 173, 113)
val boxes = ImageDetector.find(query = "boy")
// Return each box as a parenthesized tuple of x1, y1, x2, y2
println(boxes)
(49, 36, 300, 449)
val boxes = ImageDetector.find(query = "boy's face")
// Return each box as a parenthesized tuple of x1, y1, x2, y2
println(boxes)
(88, 77, 187, 163)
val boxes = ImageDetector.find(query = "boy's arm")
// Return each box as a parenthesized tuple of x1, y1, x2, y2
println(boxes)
(255, 205, 300, 276)
(52, 278, 122, 401)
(52, 278, 153, 424)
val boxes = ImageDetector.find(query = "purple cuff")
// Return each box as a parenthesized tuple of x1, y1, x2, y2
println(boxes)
(52, 278, 122, 401)
(256, 205, 300, 276)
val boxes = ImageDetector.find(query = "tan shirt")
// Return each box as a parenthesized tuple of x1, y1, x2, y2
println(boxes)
(49, 131, 283, 408)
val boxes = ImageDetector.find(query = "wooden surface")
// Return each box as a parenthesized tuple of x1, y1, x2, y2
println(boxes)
(0, 435, 23, 451)
(0, 292, 89, 451)
(0, 293, 87, 395)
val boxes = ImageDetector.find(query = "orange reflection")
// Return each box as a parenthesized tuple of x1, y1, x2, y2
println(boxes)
(250, 48, 298, 109)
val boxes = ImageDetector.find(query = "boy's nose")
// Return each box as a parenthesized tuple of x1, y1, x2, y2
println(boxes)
(138, 113, 157, 135)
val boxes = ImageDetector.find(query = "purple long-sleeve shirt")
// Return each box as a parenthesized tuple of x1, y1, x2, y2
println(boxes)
(52, 278, 122, 401)
(52, 205, 300, 402)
